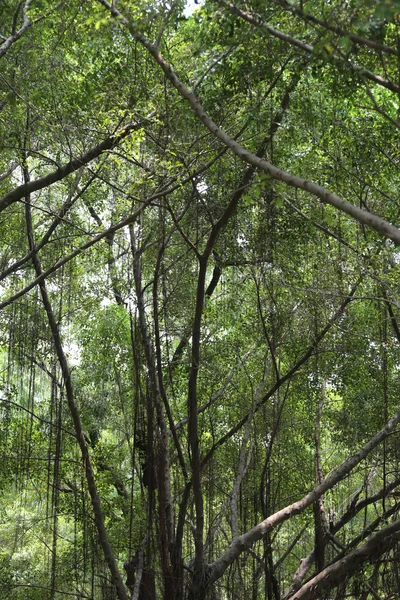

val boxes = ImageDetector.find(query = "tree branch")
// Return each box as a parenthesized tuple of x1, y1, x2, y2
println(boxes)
(24, 165, 129, 600)
(208, 403, 400, 584)
(285, 517, 400, 600)
(0, 119, 147, 214)
(276, 0, 399, 57)
(220, 0, 400, 95)
(202, 279, 361, 468)
(0, 0, 35, 60)
(97, 0, 400, 246)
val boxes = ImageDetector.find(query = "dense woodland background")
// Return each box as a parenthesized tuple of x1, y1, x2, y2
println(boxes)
(1, 0, 400, 598)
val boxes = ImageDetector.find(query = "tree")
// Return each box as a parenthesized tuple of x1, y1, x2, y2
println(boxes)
(1, 0, 400, 598)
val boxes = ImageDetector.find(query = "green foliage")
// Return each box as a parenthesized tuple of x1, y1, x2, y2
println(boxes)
(1, 0, 400, 598)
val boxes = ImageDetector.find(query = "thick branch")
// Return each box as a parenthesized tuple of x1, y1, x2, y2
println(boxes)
(97, 0, 400, 246)
(0, 168, 87, 283)
(0, 120, 145, 214)
(0, 162, 19, 182)
(207, 404, 400, 584)
(285, 476, 400, 597)
(0, 0, 34, 59)
(286, 517, 400, 600)
(0, 151, 232, 309)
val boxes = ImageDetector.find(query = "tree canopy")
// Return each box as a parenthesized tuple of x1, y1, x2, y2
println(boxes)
(1, 0, 400, 599)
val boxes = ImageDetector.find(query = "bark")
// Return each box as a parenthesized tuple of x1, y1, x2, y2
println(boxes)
(173, 481, 192, 600)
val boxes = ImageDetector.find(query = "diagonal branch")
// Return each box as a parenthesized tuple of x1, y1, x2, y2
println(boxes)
(174, 346, 255, 431)
(202, 280, 360, 468)
(0, 168, 87, 283)
(0, 162, 19, 182)
(0, 119, 147, 214)
(275, 0, 399, 57)
(0, 0, 35, 60)
(208, 402, 400, 585)
(285, 475, 400, 597)
(220, 0, 400, 95)
(0, 149, 234, 309)
(285, 517, 400, 600)
(97, 0, 400, 246)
